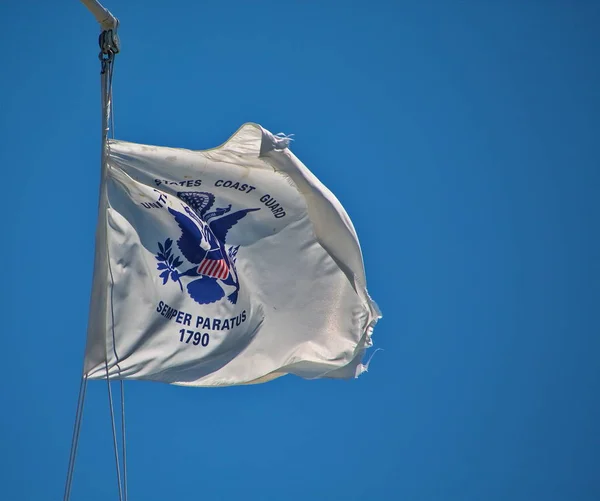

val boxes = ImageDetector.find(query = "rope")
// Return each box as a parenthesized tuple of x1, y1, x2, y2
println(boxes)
(62, 21, 127, 501)
(63, 25, 119, 501)
(63, 374, 88, 501)
(101, 33, 129, 501)
(106, 363, 124, 501)
(109, 59, 116, 139)
(121, 380, 128, 501)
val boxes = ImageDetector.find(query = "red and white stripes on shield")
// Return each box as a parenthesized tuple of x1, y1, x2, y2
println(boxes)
(197, 258, 229, 280)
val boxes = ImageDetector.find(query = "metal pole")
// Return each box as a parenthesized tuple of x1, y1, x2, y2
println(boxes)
(80, 0, 119, 31)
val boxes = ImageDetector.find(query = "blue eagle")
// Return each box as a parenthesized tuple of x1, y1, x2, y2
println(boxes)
(165, 191, 259, 305)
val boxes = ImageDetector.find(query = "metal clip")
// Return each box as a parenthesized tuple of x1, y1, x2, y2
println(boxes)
(99, 29, 120, 55)
(98, 29, 120, 73)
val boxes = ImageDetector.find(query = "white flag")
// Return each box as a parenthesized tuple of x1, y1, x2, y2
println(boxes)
(84, 123, 380, 386)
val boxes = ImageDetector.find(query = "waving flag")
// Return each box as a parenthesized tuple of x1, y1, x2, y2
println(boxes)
(84, 123, 380, 386)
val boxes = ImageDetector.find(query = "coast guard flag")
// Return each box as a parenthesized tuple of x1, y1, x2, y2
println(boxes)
(84, 124, 380, 386)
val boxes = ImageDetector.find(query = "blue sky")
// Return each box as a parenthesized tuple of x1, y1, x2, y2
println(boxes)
(1, 1, 599, 500)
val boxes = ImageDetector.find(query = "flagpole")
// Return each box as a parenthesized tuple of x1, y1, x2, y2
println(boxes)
(80, 0, 119, 30)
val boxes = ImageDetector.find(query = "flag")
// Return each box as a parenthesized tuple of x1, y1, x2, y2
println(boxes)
(84, 123, 381, 386)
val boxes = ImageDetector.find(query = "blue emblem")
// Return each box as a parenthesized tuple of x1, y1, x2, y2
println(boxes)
(155, 191, 259, 305)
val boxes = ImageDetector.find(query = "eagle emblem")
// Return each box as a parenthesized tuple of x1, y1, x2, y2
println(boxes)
(155, 191, 259, 305)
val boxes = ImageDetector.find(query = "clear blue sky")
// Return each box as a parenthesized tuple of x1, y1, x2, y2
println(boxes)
(1, 1, 598, 500)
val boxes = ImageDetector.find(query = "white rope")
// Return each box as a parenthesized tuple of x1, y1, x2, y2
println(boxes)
(63, 375, 88, 501)
(63, 20, 120, 501)
(63, 378, 83, 500)
(108, 53, 116, 140)
(101, 37, 129, 501)
(106, 363, 124, 501)
(63, 10, 126, 501)
(120, 380, 128, 501)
